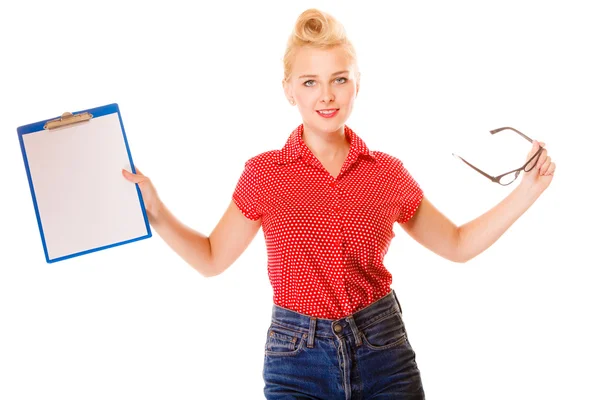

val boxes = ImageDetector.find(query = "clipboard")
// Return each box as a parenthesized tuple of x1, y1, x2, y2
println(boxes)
(17, 103, 152, 263)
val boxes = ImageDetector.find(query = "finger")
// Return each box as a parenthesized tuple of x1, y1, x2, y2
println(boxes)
(546, 162, 556, 176)
(132, 166, 144, 176)
(529, 140, 547, 151)
(539, 156, 552, 175)
(537, 149, 549, 171)
(122, 168, 147, 184)
(525, 140, 540, 160)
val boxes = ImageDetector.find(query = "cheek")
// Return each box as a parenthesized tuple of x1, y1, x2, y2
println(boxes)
(296, 92, 318, 110)
(338, 88, 356, 107)
(338, 83, 356, 98)
(295, 101, 315, 120)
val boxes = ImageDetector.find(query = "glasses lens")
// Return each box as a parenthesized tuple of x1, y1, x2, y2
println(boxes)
(499, 170, 520, 185)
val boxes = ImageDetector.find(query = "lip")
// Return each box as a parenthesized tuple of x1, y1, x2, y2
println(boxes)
(316, 109, 339, 118)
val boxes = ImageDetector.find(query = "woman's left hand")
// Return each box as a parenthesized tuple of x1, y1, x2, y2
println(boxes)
(519, 140, 556, 194)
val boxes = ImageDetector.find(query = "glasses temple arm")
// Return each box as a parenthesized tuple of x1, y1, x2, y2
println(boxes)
(453, 153, 495, 181)
(489, 127, 534, 143)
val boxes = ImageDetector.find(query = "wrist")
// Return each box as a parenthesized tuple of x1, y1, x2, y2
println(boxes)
(148, 199, 165, 225)
(515, 180, 544, 203)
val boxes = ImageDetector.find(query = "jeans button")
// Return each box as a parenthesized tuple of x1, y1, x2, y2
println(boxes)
(334, 324, 343, 333)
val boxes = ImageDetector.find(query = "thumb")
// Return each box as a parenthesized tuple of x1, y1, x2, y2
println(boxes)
(132, 166, 144, 176)
(122, 168, 146, 184)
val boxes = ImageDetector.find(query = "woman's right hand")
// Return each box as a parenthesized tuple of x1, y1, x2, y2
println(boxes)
(122, 167, 161, 221)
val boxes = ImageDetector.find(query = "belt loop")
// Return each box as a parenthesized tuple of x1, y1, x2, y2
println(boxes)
(307, 317, 316, 348)
(392, 289, 403, 315)
(345, 316, 362, 347)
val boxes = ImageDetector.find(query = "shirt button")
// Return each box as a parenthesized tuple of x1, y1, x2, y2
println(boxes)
(334, 324, 343, 333)
(329, 181, 336, 187)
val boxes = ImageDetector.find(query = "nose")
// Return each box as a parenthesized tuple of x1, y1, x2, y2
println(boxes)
(320, 86, 335, 103)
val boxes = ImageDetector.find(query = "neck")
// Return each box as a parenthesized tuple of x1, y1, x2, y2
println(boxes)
(301, 124, 349, 161)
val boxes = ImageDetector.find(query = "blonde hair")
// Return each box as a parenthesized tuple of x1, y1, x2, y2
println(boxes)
(283, 8, 358, 82)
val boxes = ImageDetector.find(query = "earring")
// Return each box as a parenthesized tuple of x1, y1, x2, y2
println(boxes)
(289, 99, 295, 105)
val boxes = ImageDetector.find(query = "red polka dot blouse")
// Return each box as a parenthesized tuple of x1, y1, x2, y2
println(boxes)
(233, 124, 424, 319)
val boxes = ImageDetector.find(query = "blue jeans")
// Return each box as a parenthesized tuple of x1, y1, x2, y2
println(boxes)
(263, 289, 425, 399)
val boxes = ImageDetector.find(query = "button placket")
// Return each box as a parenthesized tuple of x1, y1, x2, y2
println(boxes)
(330, 180, 341, 240)
(327, 178, 344, 248)
(333, 211, 343, 247)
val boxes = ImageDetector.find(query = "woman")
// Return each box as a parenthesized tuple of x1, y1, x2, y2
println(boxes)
(122, 8, 555, 400)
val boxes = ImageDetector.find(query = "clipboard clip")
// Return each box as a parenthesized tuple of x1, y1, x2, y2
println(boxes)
(44, 111, 93, 130)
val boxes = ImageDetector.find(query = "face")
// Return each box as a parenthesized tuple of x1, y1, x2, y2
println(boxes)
(284, 46, 360, 135)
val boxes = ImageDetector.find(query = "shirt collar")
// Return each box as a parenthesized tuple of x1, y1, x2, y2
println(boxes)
(277, 124, 376, 166)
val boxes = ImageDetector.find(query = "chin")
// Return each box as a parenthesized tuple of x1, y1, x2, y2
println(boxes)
(324, 120, 347, 133)
(316, 115, 347, 128)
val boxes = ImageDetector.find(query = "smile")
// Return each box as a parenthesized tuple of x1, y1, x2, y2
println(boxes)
(316, 109, 339, 118)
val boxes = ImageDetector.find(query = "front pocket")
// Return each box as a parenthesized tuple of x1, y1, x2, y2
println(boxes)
(360, 311, 408, 351)
(265, 324, 306, 357)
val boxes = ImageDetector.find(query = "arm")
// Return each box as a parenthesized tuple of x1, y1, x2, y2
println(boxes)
(400, 186, 542, 263)
(400, 139, 554, 263)
(150, 200, 262, 277)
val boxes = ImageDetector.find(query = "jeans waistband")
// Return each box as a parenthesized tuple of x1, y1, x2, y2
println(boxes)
(270, 289, 403, 347)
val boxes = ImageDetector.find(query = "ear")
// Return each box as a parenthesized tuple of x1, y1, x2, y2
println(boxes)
(282, 79, 293, 103)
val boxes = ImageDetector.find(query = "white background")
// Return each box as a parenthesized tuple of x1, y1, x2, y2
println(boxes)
(1, 1, 598, 399)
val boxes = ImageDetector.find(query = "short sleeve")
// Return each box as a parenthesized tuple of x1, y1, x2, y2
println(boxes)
(396, 162, 424, 224)
(232, 159, 261, 221)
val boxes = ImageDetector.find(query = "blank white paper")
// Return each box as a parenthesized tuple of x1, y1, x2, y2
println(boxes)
(22, 112, 149, 261)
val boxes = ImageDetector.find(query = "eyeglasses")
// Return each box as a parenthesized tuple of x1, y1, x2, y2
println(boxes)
(452, 127, 543, 186)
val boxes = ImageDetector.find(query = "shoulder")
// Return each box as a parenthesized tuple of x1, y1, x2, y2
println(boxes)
(370, 150, 406, 170)
(245, 150, 279, 164)
(241, 150, 281, 172)
(370, 150, 420, 184)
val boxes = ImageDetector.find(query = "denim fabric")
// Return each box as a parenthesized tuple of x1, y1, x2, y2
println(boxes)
(263, 289, 425, 399)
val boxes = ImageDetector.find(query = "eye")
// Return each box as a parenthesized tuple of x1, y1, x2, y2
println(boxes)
(303, 80, 316, 87)
(335, 77, 348, 84)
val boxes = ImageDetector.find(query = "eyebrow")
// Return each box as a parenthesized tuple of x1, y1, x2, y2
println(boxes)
(298, 70, 350, 79)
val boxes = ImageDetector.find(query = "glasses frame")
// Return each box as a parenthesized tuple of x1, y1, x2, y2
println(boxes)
(452, 127, 544, 186)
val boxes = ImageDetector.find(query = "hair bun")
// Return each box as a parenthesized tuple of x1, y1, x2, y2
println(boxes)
(283, 8, 357, 82)
(293, 8, 346, 46)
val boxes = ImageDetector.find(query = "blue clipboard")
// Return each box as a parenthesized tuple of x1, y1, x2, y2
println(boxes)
(17, 103, 152, 263)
